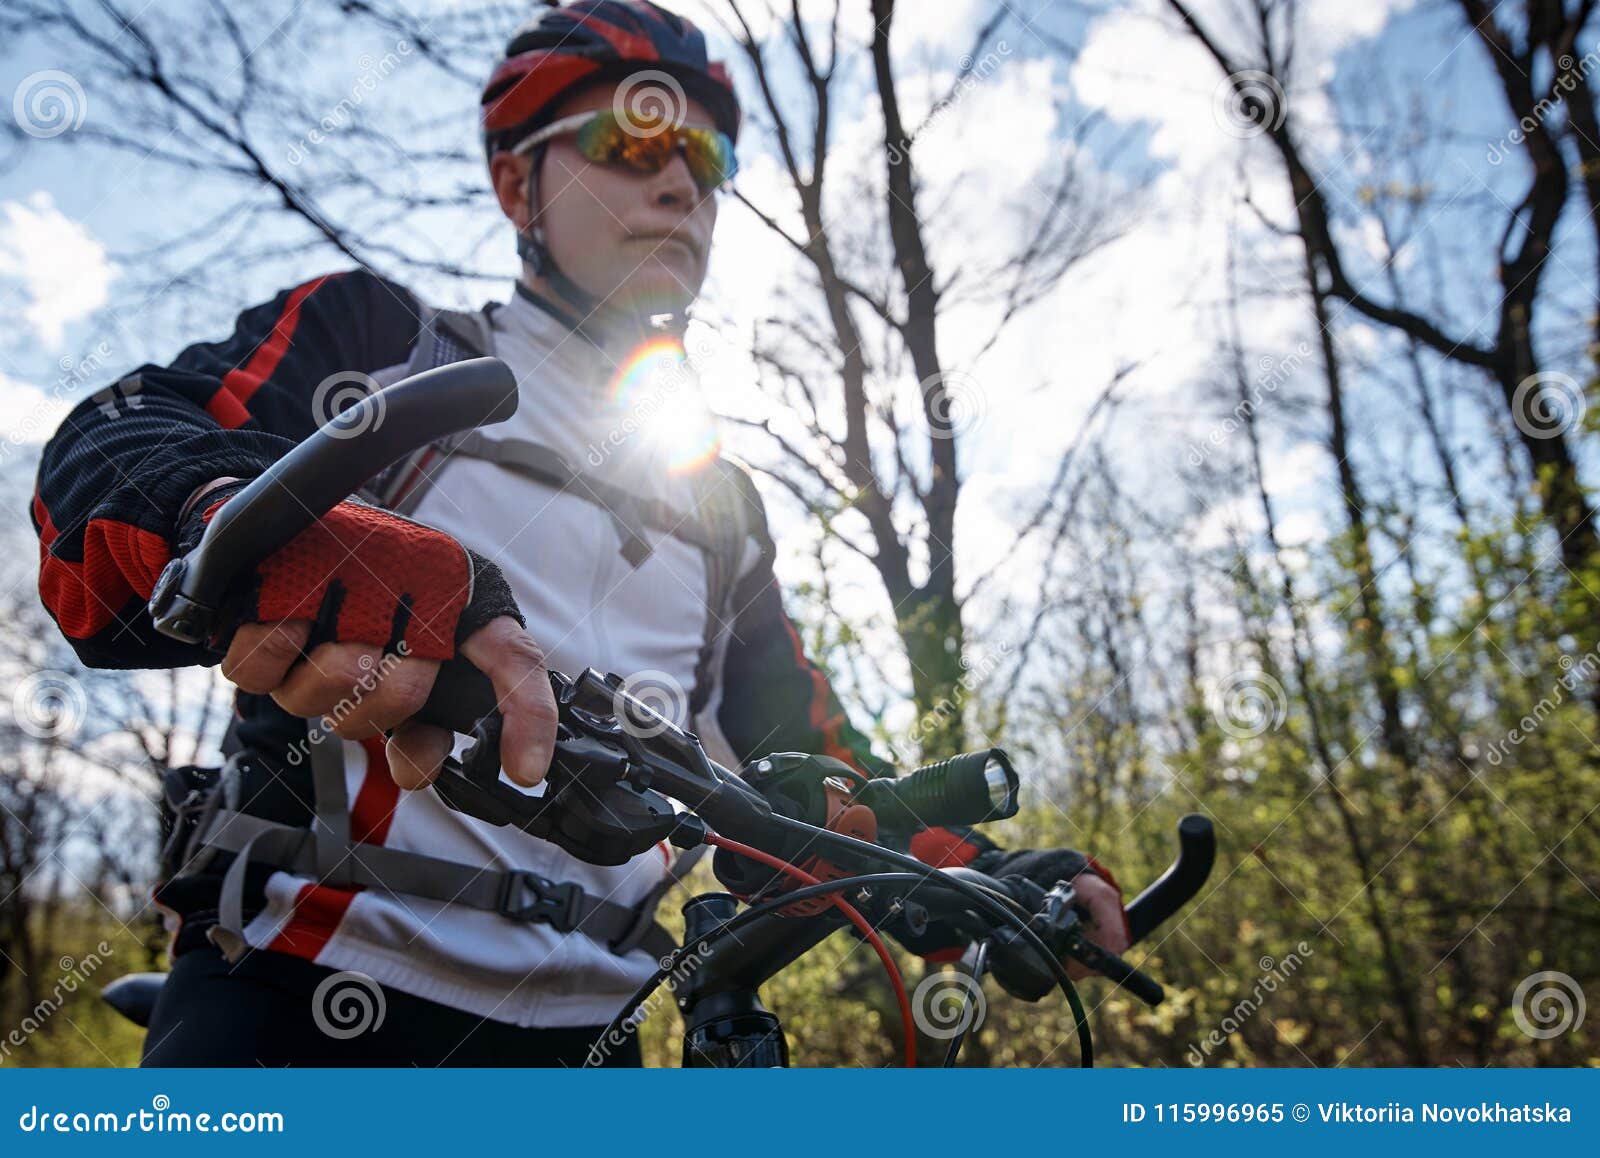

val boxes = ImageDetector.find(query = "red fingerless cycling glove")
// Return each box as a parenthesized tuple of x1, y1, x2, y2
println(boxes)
(177, 482, 521, 660)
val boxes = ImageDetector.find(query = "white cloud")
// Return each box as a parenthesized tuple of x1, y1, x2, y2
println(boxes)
(0, 191, 115, 349)
(0, 370, 74, 449)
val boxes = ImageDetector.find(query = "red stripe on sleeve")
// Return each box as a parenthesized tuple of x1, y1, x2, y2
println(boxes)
(776, 607, 857, 767)
(205, 274, 336, 429)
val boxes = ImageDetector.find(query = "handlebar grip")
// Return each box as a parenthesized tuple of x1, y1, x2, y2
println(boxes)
(1124, 813, 1216, 943)
(149, 358, 519, 645)
(1069, 936, 1165, 1006)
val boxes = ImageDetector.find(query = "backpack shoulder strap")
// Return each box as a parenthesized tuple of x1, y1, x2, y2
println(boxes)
(368, 306, 496, 512)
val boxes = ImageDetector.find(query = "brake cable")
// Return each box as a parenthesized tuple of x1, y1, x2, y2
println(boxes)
(703, 831, 915, 1067)
(591, 868, 1094, 1067)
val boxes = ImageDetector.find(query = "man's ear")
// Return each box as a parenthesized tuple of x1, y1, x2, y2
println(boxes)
(489, 151, 534, 231)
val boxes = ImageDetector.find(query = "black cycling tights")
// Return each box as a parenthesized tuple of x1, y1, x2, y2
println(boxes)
(141, 946, 641, 1068)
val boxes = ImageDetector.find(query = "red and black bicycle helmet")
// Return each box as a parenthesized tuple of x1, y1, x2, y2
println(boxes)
(481, 0, 742, 159)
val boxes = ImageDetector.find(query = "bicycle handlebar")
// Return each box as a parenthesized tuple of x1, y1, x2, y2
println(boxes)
(141, 362, 1219, 1061)
(1126, 812, 1217, 942)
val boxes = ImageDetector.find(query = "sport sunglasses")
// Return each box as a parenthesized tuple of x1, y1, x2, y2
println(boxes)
(513, 109, 738, 191)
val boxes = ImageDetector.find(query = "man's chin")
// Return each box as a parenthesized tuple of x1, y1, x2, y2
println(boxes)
(613, 272, 699, 319)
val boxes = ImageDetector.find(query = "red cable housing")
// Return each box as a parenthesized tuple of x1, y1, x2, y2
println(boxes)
(703, 830, 917, 1068)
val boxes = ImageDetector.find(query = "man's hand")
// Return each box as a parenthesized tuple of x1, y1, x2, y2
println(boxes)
(220, 614, 558, 789)
(1067, 869, 1131, 980)
(964, 845, 1132, 981)
(191, 488, 554, 789)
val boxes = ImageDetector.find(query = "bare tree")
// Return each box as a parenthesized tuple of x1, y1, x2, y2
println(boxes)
(1166, 0, 1599, 583)
(712, 0, 1132, 754)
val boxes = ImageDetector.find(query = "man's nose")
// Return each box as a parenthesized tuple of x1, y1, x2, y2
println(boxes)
(645, 147, 700, 208)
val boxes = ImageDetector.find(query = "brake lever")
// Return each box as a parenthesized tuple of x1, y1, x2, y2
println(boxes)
(1043, 881, 1165, 1007)
(984, 877, 1166, 1006)
(425, 668, 773, 866)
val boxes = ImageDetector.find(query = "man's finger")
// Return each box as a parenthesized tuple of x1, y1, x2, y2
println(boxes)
(221, 620, 311, 694)
(272, 642, 384, 718)
(324, 656, 440, 739)
(387, 720, 455, 789)
(459, 616, 558, 787)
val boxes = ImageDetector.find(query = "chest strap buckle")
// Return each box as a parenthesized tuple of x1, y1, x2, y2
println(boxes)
(498, 870, 582, 932)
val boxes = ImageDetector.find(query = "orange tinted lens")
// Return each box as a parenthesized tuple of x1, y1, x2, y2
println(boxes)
(575, 112, 736, 189)
(577, 110, 674, 172)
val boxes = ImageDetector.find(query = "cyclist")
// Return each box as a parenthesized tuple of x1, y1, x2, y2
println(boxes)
(33, 0, 1129, 1067)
